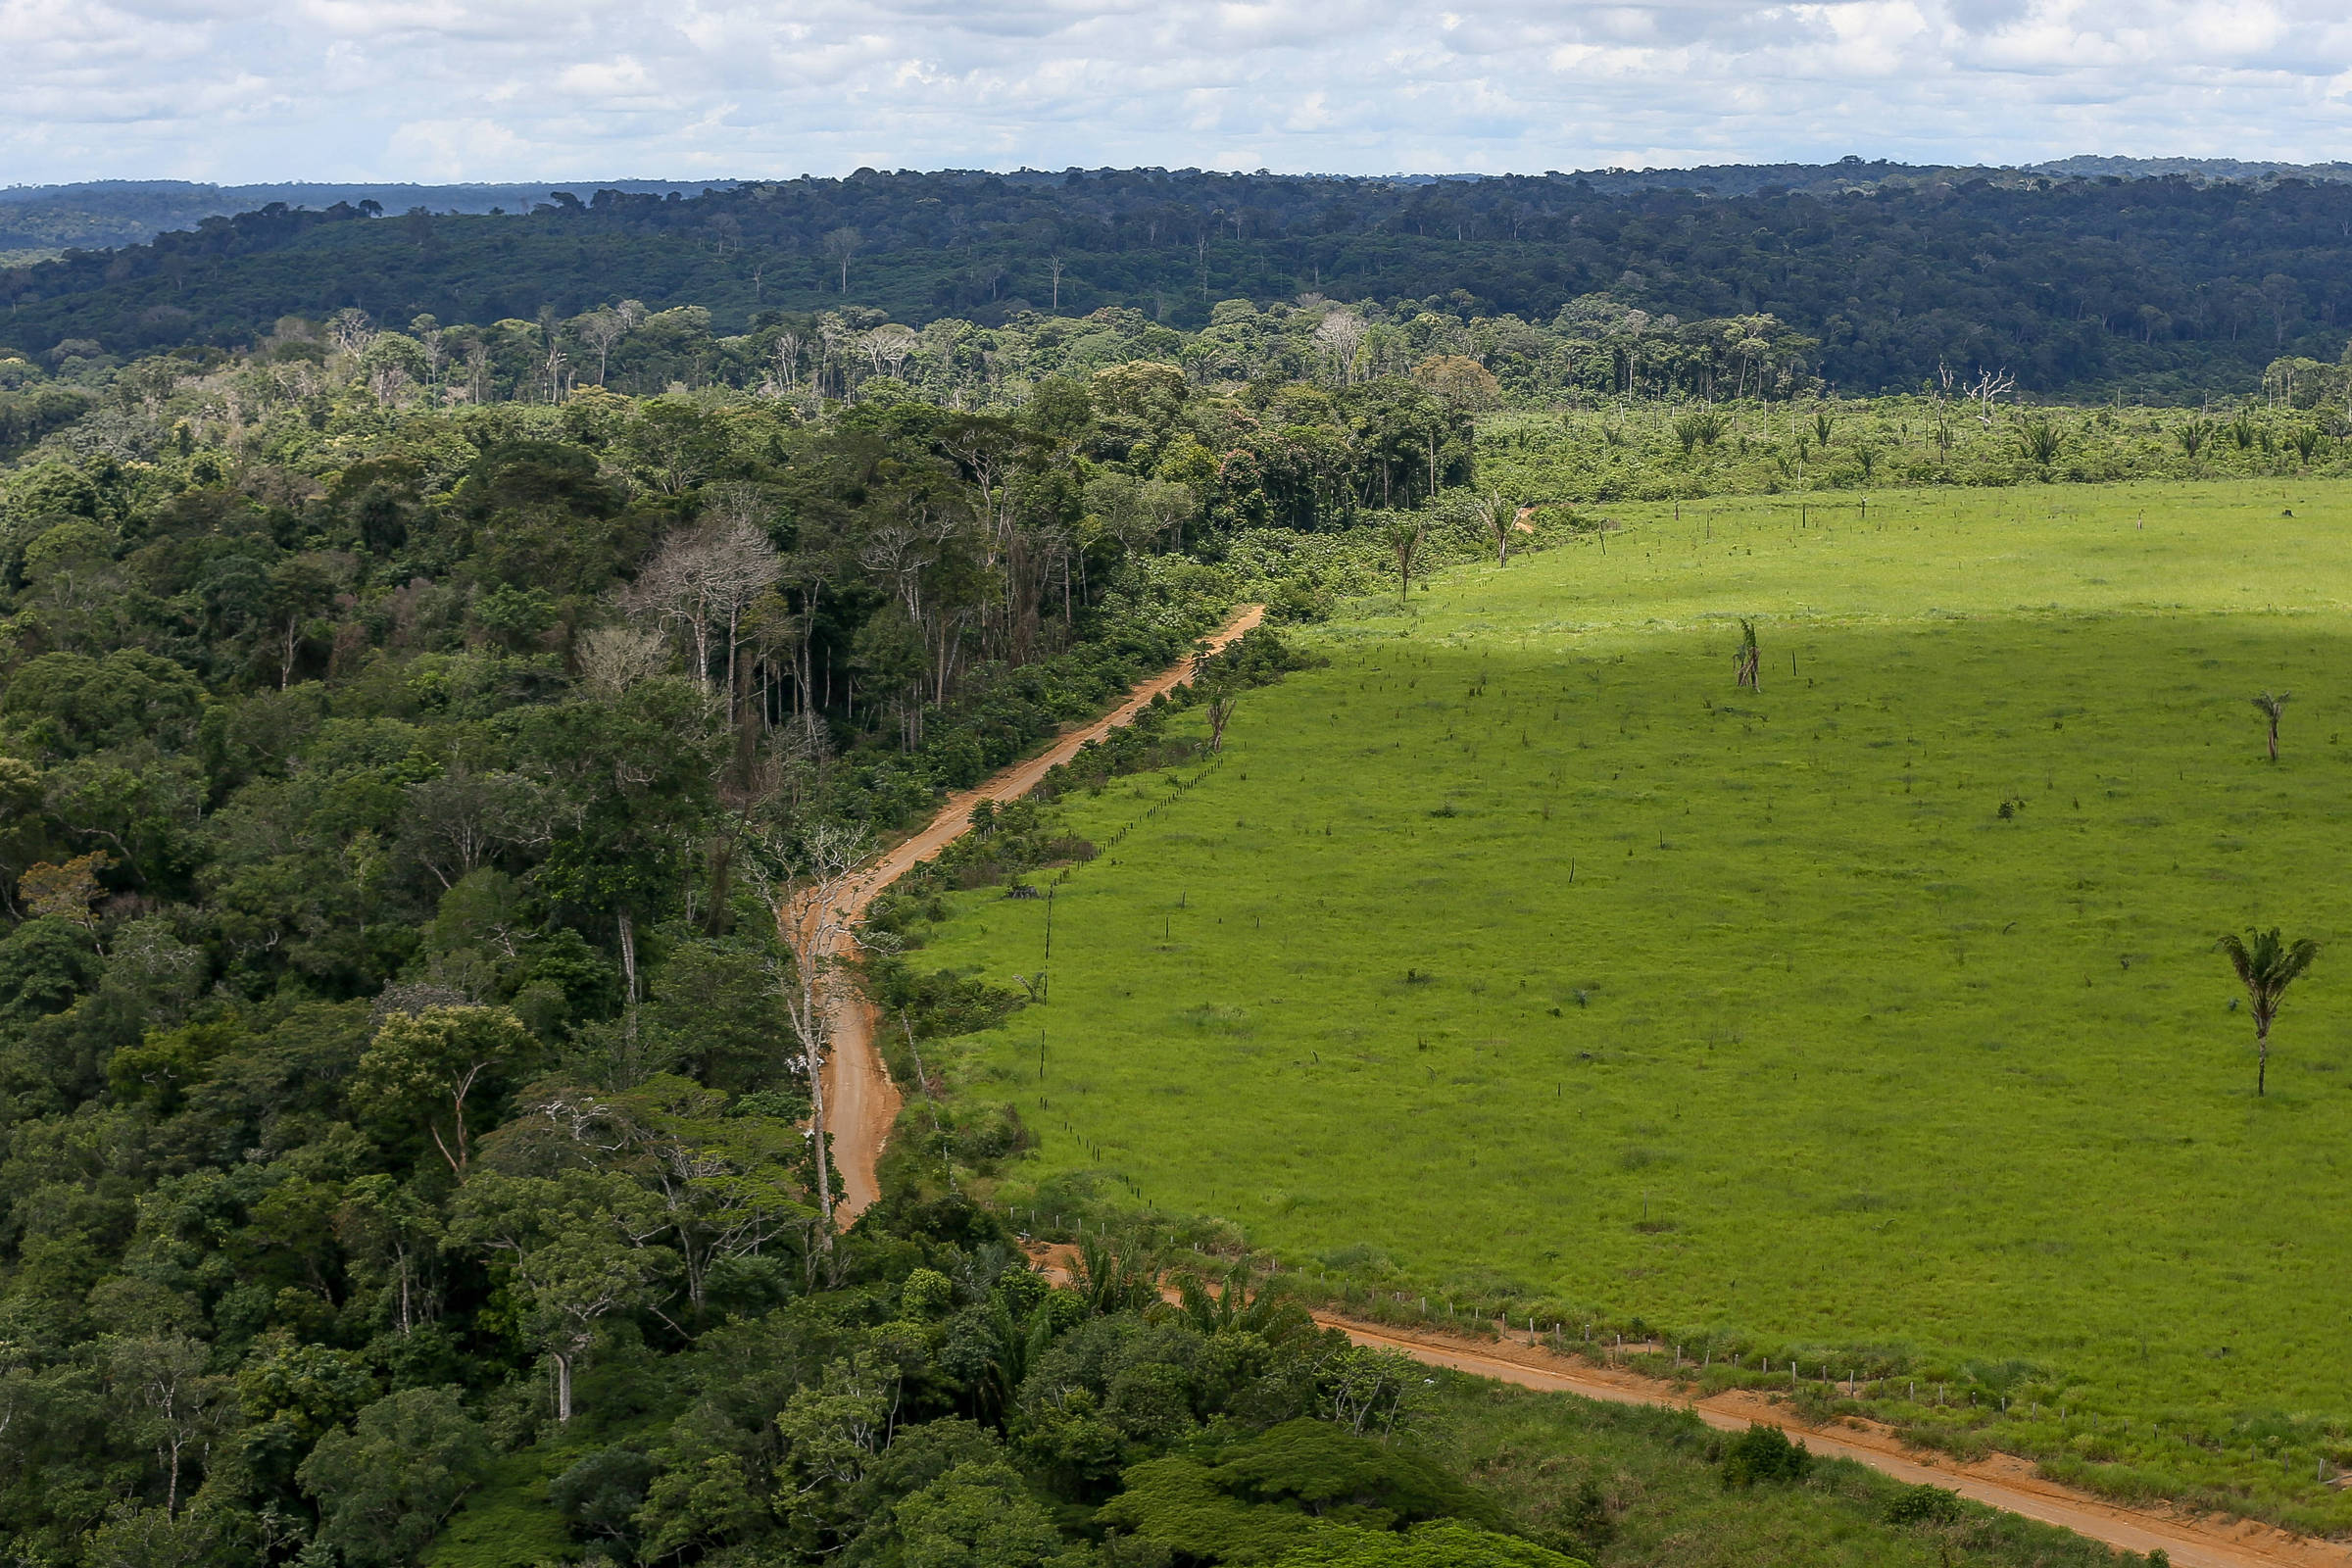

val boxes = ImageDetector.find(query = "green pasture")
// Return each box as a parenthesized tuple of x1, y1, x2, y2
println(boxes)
(914, 478, 2352, 1522)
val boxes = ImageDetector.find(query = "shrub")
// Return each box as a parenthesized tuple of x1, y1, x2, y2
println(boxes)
(1719, 1423, 1813, 1488)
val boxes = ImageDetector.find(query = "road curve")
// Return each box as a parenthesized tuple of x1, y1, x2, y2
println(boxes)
(1318, 1316, 2352, 1568)
(819, 604, 1268, 1221)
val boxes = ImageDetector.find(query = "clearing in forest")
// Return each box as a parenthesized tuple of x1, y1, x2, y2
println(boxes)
(913, 478, 2352, 1528)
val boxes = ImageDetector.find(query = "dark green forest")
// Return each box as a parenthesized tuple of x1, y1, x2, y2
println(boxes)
(9, 166, 2352, 399)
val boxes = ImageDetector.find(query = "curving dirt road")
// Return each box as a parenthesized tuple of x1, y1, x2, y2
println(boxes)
(818, 604, 1267, 1221)
(1318, 1315, 2352, 1568)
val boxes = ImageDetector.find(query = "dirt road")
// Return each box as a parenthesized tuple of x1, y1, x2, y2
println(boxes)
(818, 605, 1267, 1220)
(1317, 1315, 2351, 1568)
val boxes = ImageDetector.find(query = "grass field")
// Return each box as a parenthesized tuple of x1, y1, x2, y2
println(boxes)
(909, 478, 2352, 1525)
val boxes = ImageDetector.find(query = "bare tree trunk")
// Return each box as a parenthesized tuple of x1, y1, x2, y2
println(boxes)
(555, 1352, 572, 1424)
(617, 910, 639, 1044)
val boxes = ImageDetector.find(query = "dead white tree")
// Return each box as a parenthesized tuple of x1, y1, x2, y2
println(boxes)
(860, 323, 920, 380)
(745, 821, 872, 1254)
(1970, 367, 2017, 425)
(576, 625, 672, 698)
(622, 504, 785, 716)
(769, 329, 804, 392)
(1314, 308, 1368, 387)
(327, 307, 374, 359)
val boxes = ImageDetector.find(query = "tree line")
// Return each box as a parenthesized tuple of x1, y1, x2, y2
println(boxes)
(8, 169, 2352, 397)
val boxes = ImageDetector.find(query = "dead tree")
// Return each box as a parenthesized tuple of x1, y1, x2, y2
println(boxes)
(747, 820, 871, 1257)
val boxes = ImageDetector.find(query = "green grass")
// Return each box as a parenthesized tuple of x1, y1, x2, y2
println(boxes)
(913, 478, 2352, 1527)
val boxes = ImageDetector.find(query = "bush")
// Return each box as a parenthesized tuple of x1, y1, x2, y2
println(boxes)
(1719, 1423, 1813, 1488)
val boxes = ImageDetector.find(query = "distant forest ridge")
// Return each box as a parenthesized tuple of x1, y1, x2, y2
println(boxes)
(7, 156, 2352, 251)
(7, 158, 2352, 400)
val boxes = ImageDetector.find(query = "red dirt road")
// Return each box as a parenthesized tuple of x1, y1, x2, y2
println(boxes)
(1318, 1316, 2352, 1568)
(819, 605, 1267, 1220)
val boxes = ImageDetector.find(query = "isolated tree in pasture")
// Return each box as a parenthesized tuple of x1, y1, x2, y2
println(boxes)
(2217, 927, 2319, 1096)
(1380, 515, 1426, 604)
(1205, 686, 1238, 752)
(1734, 619, 1760, 689)
(2250, 690, 2290, 761)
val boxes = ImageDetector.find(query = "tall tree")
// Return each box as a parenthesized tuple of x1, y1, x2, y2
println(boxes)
(351, 1004, 538, 1173)
(1380, 516, 1425, 605)
(2250, 690, 2290, 761)
(449, 1170, 675, 1423)
(2217, 927, 2320, 1096)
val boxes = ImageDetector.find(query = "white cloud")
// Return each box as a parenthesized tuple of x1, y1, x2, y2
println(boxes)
(0, 0, 2347, 182)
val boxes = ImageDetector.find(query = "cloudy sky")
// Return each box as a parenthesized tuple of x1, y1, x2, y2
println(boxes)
(3, 0, 2346, 183)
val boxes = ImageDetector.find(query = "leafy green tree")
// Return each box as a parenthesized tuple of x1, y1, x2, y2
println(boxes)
(0, 650, 203, 759)
(548, 1445, 657, 1553)
(890, 1459, 1068, 1568)
(102, 1334, 235, 1519)
(296, 1386, 490, 1568)
(448, 1169, 675, 1422)
(0, 914, 97, 1021)
(350, 1004, 537, 1173)
(333, 1175, 446, 1339)
(2217, 927, 2321, 1096)
(235, 1337, 379, 1504)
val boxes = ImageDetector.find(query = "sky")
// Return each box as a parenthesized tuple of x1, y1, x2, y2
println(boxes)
(3, 0, 2348, 183)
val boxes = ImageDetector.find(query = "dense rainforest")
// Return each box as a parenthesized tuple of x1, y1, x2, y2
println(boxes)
(0, 293, 1602, 1568)
(9, 164, 2352, 400)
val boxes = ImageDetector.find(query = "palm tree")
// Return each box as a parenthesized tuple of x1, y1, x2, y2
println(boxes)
(1381, 515, 1426, 604)
(2014, 417, 2064, 478)
(1455, 490, 1517, 566)
(2251, 691, 2290, 761)
(2217, 928, 2320, 1096)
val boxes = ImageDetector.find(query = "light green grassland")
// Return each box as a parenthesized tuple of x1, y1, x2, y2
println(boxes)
(912, 478, 2352, 1523)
